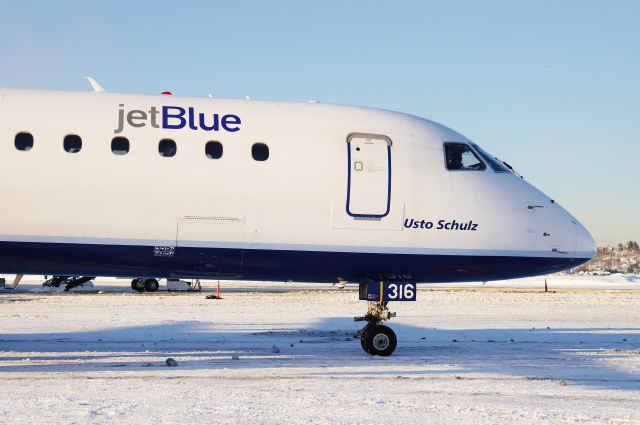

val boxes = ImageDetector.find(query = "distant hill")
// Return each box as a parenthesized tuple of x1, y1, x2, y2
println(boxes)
(572, 242, 640, 275)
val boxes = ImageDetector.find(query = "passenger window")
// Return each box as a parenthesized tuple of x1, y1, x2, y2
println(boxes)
(252, 143, 269, 161)
(205, 141, 223, 159)
(111, 137, 130, 155)
(15, 132, 34, 151)
(159, 139, 176, 157)
(64, 135, 82, 153)
(444, 142, 485, 171)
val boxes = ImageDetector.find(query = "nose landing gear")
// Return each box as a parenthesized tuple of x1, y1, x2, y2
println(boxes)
(353, 275, 416, 356)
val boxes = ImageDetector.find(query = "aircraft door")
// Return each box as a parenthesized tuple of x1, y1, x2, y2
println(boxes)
(346, 134, 392, 218)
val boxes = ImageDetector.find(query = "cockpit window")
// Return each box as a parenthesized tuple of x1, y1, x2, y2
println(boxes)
(471, 144, 512, 173)
(444, 142, 486, 171)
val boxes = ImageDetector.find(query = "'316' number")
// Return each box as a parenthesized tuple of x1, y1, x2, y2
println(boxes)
(386, 283, 416, 301)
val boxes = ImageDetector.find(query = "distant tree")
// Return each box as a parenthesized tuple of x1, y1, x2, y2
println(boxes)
(618, 243, 624, 250)
(628, 241, 635, 250)
(634, 241, 640, 251)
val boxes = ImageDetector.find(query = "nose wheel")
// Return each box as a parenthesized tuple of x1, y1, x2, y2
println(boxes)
(355, 300, 398, 356)
(359, 323, 397, 356)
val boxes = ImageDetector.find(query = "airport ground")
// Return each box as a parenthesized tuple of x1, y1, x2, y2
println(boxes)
(1, 276, 639, 424)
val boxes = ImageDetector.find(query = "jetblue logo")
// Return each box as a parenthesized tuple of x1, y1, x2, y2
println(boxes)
(404, 218, 478, 231)
(114, 104, 242, 134)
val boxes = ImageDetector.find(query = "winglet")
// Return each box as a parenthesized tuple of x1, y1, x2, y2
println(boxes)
(82, 77, 106, 93)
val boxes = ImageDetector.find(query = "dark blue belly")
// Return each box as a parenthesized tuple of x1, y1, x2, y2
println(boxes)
(0, 241, 589, 283)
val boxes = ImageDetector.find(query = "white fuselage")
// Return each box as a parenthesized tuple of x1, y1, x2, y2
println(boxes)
(0, 88, 595, 282)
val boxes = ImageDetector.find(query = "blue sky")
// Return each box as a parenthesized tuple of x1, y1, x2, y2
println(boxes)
(0, 1, 638, 245)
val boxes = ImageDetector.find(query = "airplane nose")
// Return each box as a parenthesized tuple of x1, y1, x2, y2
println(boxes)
(574, 220, 596, 259)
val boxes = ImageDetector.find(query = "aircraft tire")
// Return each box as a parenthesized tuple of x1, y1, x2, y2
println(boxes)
(363, 325, 397, 356)
(131, 279, 145, 292)
(360, 329, 373, 354)
(144, 279, 159, 292)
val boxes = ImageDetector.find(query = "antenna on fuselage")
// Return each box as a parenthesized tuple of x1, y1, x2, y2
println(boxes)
(82, 77, 106, 93)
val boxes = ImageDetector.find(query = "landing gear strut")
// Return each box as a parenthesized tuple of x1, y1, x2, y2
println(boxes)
(355, 300, 398, 356)
(63, 276, 95, 292)
(42, 276, 95, 291)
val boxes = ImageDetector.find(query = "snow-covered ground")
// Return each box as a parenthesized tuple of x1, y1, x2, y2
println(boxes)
(1, 276, 639, 424)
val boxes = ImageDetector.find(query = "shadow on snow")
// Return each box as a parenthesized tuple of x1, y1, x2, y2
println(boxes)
(1, 316, 639, 392)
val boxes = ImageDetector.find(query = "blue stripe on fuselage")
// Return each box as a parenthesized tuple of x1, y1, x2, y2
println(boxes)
(0, 241, 589, 283)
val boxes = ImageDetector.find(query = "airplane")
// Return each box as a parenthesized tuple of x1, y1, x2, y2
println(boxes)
(0, 81, 595, 356)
